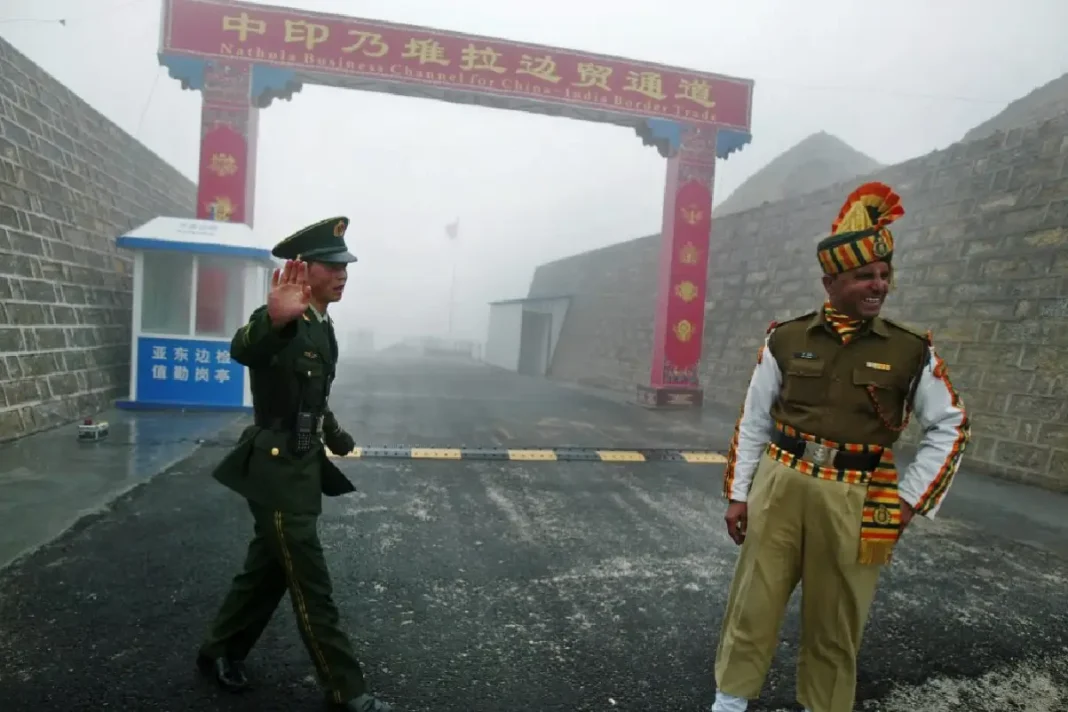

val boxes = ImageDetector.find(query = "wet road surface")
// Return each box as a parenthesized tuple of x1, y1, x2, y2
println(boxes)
(0, 357, 1065, 712)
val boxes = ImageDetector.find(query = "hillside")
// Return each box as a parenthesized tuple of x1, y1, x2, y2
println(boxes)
(962, 71, 1068, 142)
(713, 131, 883, 217)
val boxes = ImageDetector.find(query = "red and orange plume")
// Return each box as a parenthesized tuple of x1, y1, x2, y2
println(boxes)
(817, 181, 905, 277)
(830, 181, 905, 236)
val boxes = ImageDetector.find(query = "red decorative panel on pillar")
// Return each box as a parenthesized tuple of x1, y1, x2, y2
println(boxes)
(639, 127, 718, 408)
(197, 122, 249, 223)
(196, 61, 259, 226)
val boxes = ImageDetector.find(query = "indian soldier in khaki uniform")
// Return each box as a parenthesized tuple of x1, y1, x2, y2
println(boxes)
(195, 217, 394, 712)
(709, 182, 971, 712)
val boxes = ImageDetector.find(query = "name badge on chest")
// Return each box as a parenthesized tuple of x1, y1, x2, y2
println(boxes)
(793, 351, 818, 360)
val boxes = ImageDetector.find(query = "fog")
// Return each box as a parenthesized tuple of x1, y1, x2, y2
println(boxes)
(3, 0, 1066, 348)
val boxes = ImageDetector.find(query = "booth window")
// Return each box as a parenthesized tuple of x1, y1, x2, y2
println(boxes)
(141, 251, 193, 335)
(195, 255, 245, 338)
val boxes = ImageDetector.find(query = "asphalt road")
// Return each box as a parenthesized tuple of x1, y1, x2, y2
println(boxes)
(0, 357, 1065, 712)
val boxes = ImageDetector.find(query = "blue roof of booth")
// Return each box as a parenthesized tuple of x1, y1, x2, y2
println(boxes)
(116, 217, 275, 263)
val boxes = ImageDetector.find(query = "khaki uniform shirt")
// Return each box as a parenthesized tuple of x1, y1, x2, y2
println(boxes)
(768, 311, 927, 447)
(723, 309, 971, 518)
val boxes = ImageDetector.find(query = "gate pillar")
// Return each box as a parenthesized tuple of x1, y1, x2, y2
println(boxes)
(195, 61, 259, 226)
(157, 55, 299, 226)
(638, 126, 718, 408)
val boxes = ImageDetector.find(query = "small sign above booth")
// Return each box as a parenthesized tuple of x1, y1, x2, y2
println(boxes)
(115, 217, 278, 413)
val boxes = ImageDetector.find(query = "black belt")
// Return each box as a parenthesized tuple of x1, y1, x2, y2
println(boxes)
(255, 415, 324, 433)
(771, 429, 881, 472)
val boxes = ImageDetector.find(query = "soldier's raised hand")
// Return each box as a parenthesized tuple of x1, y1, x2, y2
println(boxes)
(267, 259, 312, 326)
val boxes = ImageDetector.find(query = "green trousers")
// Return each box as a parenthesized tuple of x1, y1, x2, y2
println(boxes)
(200, 502, 367, 703)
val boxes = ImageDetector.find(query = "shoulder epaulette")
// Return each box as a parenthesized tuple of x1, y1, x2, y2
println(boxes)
(882, 316, 930, 343)
(770, 311, 817, 330)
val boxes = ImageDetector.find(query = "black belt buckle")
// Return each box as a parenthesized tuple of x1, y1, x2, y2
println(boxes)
(776, 430, 878, 472)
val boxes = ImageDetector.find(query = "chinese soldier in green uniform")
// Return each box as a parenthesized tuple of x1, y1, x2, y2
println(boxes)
(195, 216, 394, 712)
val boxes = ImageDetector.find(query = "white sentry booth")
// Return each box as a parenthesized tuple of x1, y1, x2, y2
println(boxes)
(115, 217, 276, 412)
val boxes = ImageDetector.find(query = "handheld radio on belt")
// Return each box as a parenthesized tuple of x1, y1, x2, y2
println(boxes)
(293, 378, 317, 455)
(294, 412, 315, 454)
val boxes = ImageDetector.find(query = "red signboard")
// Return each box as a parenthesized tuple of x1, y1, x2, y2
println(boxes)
(162, 0, 753, 131)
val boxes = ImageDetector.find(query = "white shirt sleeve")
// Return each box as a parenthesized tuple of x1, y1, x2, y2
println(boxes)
(723, 335, 781, 502)
(896, 344, 971, 518)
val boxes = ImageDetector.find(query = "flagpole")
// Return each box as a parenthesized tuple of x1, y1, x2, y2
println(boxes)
(445, 219, 459, 339)
(448, 252, 456, 338)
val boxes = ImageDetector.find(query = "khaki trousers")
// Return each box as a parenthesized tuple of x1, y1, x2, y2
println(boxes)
(714, 453, 883, 712)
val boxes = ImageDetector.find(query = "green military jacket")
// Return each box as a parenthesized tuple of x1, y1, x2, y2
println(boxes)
(210, 304, 356, 514)
(767, 310, 929, 447)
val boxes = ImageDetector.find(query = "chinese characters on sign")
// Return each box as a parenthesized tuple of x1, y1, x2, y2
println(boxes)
(163, 0, 751, 129)
(137, 336, 245, 407)
(150, 343, 233, 384)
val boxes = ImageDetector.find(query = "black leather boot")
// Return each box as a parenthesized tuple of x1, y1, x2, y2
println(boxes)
(196, 652, 250, 692)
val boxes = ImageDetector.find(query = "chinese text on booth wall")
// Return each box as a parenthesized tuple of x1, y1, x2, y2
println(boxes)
(150, 345, 233, 383)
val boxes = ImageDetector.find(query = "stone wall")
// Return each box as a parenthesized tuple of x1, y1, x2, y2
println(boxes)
(0, 37, 196, 441)
(530, 113, 1068, 491)
(530, 234, 661, 393)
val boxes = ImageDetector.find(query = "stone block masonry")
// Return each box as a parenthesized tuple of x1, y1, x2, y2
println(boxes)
(530, 112, 1068, 492)
(0, 37, 196, 441)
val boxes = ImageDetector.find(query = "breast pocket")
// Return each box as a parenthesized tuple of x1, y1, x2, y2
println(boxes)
(782, 359, 828, 405)
(852, 368, 907, 420)
(294, 354, 327, 405)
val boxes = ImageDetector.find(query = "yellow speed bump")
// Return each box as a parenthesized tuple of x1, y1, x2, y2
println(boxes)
(679, 451, 728, 463)
(596, 450, 646, 462)
(507, 449, 558, 461)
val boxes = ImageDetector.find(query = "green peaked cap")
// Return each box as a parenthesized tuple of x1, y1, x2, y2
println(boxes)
(271, 216, 357, 263)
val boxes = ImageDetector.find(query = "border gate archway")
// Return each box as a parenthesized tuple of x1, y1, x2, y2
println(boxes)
(157, 0, 755, 408)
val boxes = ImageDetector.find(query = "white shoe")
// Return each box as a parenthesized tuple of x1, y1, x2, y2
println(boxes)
(711, 691, 748, 712)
